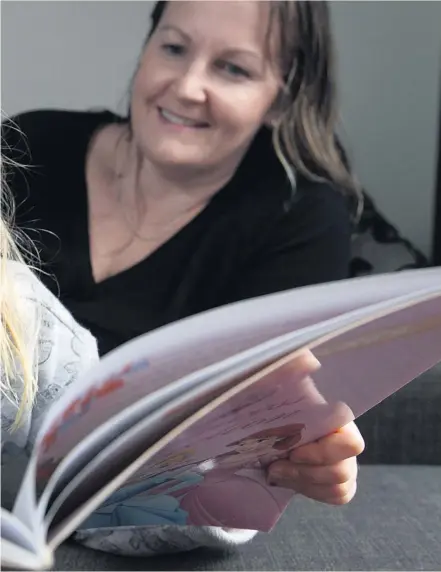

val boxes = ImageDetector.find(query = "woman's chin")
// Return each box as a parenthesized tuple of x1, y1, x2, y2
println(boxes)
(148, 150, 209, 172)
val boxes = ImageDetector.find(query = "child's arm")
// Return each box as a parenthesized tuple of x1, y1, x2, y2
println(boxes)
(1, 262, 99, 451)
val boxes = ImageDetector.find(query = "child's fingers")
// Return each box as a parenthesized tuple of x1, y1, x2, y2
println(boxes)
(289, 422, 365, 465)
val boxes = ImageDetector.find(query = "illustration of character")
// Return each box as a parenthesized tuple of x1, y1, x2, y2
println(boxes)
(77, 347, 357, 532)
(77, 448, 200, 530)
(176, 399, 357, 530)
(78, 467, 203, 530)
(212, 422, 305, 470)
(129, 448, 196, 483)
(168, 423, 307, 530)
(107, 421, 302, 501)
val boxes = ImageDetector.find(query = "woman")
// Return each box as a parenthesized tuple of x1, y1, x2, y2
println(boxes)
(2, 0, 364, 557)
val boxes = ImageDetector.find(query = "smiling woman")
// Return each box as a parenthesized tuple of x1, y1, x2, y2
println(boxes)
(2, 0, 365, 558)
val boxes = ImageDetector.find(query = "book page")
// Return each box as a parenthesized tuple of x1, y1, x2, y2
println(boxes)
(0, 509, 52, 572)
(30, 268, 441, 483)
(54, 362, 351, 534)
(0, 508, 38, 554)
(45, 293, 441, 545)
(0, 538, 50, 572)
(35, 286, 435, 519)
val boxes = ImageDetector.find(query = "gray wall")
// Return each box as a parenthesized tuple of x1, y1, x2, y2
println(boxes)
(2, 1, 440, 256)
(330, 1, 441, 257)
(1, 1, 154, 115)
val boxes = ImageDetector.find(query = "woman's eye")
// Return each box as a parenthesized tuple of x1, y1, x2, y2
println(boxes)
(219, 61, 251, 79)
(161, 43, 185, 56)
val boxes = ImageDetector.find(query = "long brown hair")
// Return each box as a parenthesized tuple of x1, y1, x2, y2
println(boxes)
(138, 1, 362, 216)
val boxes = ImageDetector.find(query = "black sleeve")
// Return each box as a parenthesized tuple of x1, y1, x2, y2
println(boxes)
(222, 184, 353, 303)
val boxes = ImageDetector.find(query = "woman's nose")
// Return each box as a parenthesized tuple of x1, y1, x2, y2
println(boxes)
(173, 62, 208, 104)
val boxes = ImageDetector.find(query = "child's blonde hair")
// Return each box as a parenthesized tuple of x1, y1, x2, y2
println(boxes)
(1, 138, 38, 430)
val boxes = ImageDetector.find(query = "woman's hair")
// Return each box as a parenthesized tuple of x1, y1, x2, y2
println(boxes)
(1, 144, 38, 430)
(144, 0, 362, 216)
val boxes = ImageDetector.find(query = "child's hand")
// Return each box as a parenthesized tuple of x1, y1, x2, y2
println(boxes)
(267, 422, 365, 505)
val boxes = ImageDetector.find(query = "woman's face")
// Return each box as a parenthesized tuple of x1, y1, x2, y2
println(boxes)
(130, 1, 282, 173)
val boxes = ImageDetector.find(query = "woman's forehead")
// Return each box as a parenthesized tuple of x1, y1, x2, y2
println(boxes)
(159, 1, 278, 55)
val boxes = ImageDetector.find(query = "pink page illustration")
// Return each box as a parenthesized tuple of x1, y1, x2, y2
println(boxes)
(76, 358, 353, 532)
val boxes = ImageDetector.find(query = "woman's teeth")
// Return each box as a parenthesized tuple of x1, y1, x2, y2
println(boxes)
(160, 108, 207, 128)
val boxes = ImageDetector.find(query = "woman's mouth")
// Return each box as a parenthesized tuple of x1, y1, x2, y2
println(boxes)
(158, 107, 209, 129)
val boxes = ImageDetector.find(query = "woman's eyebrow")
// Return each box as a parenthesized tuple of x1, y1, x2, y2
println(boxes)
(221, 48, 263, 64)
(157, 24, 191, 42)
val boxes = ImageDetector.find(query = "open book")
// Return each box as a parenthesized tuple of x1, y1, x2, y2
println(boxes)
(2, 267, 441, 570)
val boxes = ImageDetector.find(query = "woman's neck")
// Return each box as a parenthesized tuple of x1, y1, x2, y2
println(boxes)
(115, 129, 243, 212)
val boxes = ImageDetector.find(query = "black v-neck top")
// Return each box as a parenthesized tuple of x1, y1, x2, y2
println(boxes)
(3, 109, 352, 356)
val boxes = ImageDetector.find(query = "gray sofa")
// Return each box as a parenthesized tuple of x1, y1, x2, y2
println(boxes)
(54, 363, 441, 571)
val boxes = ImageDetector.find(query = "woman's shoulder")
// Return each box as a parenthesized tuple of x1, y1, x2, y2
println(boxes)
(3, 107, 119, 132)
(287, 177, 353, 230)
(2, 108, 122, 210)
(2, 108, 119, 161)
(237, 128, 354, 232)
